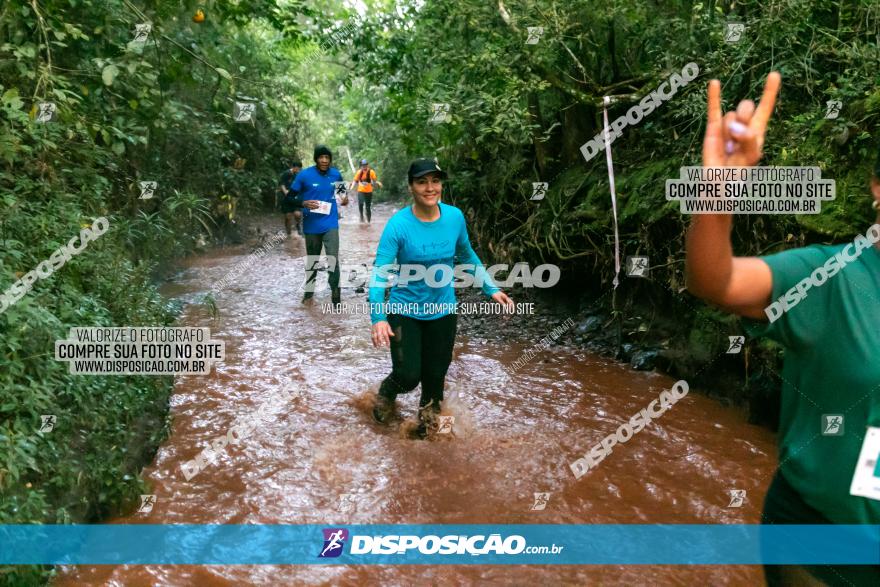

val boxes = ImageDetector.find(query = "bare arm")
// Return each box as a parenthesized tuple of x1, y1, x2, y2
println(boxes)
(685, 73, 781, 321)
(686, 216, 772, 319)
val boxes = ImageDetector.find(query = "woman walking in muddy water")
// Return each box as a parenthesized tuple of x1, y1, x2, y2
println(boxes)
(368, 158, 514, 438)
(687, 71, 880, 585)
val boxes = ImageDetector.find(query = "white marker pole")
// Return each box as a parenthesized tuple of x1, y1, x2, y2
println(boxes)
(603, 96, 621, 288)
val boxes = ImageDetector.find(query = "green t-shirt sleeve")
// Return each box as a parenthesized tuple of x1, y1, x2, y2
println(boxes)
(742, 245, 836, 350)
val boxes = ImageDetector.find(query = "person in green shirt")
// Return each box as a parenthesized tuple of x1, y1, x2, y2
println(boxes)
(686, 72, 880, 586)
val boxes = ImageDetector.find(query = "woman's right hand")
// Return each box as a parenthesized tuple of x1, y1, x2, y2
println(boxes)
(371, 321, 395, 348)
(702, 72, 780, 169)
(687, 72, 779, 319)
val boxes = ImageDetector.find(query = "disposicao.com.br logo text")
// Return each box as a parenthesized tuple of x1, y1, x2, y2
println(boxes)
(319, 528, 564, 557)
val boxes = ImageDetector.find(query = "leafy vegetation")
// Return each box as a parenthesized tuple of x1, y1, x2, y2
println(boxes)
(337, 0, 879, 412)
(0, 0, 332, 583)
(1, 0, 879, 583)
(345, 0, 879, 266)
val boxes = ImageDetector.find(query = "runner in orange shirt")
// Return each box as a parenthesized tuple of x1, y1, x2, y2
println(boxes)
(350, 159, 383, 223)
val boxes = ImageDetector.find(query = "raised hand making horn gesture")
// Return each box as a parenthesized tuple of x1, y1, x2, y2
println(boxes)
(686, 72, 781, 318)
(687, 70, 880, 587)
(702, 72, 781, 169)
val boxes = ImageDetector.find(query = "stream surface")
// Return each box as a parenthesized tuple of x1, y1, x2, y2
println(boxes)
(56, 203, 777, 586)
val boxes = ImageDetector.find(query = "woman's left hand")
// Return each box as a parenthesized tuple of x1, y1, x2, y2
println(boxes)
(491, 291, 515, 311)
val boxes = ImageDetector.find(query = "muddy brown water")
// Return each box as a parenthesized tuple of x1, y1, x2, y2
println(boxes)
(56, 204, 777, 586)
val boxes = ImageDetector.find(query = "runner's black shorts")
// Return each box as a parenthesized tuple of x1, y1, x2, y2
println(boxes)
(281, 193, 300, 214)
(762, 469, 880, 586)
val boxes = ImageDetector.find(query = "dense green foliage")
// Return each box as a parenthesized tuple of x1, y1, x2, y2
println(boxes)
(0, 0, 346, 583)
(347, 0, 880, 268)
(338, 0, 880, 401)
(1, 0, 878, 583)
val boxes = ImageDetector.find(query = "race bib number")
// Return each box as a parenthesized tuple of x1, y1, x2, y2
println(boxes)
(850, 426, 880, 501)
(312, 201, 332, 215)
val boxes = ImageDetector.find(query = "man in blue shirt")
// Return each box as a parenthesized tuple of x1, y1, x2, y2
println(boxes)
(291, 145, 345, 304)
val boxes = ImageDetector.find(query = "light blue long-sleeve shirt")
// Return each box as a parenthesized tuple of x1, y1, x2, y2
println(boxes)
(368, 202, 500, 323)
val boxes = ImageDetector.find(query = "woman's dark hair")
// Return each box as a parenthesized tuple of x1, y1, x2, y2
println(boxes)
(874, 146, 880, 178)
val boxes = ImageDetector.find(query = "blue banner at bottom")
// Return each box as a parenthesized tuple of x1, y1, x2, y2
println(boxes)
(2, 524, 879, 565)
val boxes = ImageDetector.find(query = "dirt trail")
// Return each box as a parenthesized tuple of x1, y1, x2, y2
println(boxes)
(56, 203, 776, 586)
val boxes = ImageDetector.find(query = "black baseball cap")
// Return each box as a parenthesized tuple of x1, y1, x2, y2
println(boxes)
(407, 158, 448, 181)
